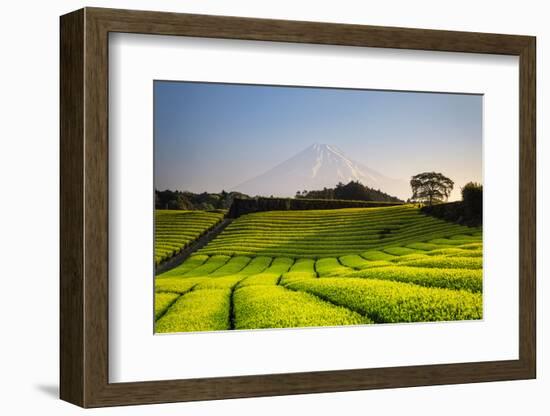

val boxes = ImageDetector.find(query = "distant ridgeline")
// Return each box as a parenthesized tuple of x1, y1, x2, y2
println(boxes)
(296, 181, 403, 203)
(155, 189, 248, 211)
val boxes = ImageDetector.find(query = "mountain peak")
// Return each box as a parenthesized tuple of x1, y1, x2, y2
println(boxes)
(233, 144, 408, 199)
(311, 143, 334, 150)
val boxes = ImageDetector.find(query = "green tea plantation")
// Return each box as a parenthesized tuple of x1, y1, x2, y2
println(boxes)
(154, 205, 483, 332)
(155, 210, 225, 265)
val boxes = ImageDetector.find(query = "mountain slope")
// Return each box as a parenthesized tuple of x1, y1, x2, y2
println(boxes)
(233, 143, 409, 199)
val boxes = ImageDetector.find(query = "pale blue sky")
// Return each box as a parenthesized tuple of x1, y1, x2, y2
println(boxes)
(154, 81, 482, 200)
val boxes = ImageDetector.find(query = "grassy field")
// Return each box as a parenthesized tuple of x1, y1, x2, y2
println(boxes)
(154, 205, 482, 332)
(154, 210, 225, 265)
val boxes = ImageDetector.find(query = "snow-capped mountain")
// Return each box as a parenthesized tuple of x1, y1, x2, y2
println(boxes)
(233, 143, 409, 199)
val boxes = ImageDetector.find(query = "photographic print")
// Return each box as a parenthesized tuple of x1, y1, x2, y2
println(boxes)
(153, 81, 483, 334)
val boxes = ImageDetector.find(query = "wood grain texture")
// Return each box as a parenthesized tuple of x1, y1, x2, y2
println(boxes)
(518, 38, 536, 376)
(59, 8, 84, 406)
(59, 7, 537, 408)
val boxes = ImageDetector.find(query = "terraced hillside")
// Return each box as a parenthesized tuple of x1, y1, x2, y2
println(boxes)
(155, 210, 225, 265)
(154, 205, 483, 332)
(197, 205, 479, 257)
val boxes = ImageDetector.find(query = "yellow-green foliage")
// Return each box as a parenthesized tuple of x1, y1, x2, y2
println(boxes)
(155, 210, 224, 264)
(441, 249, 482, 258)
(182, 255, 231, 277)
(209, 256, 251, 276)
(458, 242, 483, 250)
(237, 257, 294, 287)
(383, 246, 423, 256)
(155, 289, 231, 333)
(237, 273, 281, 287)
(346, 266, 482, 292)
(315, 258, 352, 276)
(154, 205, 483, 332)
(340, 254, 392, 269)
(288, 258, 316, 273)
(154, 292, 180, 320)
(233, 285, 370, 329)
(425, 247, 481, 257)
(237, 256, 272, 274)
(361, 250, 397, 261)
(156, 255, 209, 278)
(197, 205, 481, 257)
(279, 259, 317, 285)
(406, 242, 441, 251)
(285, 278, 482, 323)
(390, 253, 429, 263)
(279, 272, 317, 285)
(194, 275, 246, 290)
(399, 256, 482, 270)
(155, 277, 204, 294)
(429, 238, 474, 246)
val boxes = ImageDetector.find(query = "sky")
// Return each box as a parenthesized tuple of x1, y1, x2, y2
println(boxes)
(154, 81, 482, 201)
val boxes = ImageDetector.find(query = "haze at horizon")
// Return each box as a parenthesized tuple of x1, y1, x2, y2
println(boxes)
(154, 81, 482, 201)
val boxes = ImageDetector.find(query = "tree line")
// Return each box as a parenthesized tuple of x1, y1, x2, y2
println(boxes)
(156, 172, 482, 217)
(296, 180, 403, 203)
(155, 189, 249, 211)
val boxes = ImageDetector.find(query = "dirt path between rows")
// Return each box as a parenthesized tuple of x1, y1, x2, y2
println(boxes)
(155, 219, 233, 275)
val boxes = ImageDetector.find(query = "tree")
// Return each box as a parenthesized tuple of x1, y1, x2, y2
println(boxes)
(461, 182, 482, 219)
(410, 172, 454, 206)
(298, 180, 401, 202)
(168, 194, 192, 210)
(334, 180, 368, 200)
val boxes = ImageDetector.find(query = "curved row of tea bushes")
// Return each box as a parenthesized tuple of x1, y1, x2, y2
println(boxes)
(284, 278, 482, 323)
(345, 266, 482, 293)
(155, 289, 232, 333)
(233, 285, 370, 329)
(237, 257, 294, 287)
(181, 255, 231, 277)
(154, 205, 483, 332)
(154, 210, 225, 264)
(278, 259, 318, 285)
(315, 258, 353, 276)
(398, 256, 483, 270)
(154, 292, 180, 320)
(197, 205, 481, 257)
(156, 254, 209, 278)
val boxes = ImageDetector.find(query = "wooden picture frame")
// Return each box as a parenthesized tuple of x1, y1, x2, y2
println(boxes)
(60, 7, 536, 408)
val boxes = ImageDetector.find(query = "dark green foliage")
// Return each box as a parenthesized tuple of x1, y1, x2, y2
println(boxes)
(461, 182, 482, 222)
(228, 196, 401, 218)
(155, 188, 249, 211)
(297, 180, 402, 203)
(420, 182, 482, 226)
(410, 172, 454, 206)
